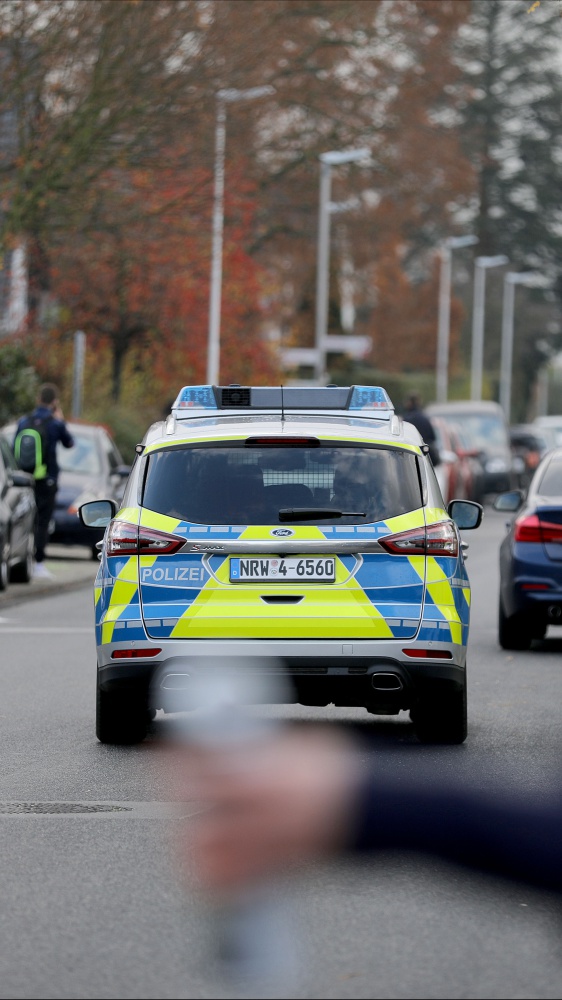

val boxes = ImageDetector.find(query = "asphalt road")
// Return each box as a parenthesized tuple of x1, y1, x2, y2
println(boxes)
(1, 512, 562, 1000)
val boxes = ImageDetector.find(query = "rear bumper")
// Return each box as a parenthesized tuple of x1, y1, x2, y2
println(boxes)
(98, 637, 466, 712)
(500, 541, 562, 618)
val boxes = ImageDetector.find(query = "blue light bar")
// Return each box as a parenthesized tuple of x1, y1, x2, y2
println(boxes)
(171, 384, 395, 418)
(172, 386, 217, 410)
(348, 386, 394, 411)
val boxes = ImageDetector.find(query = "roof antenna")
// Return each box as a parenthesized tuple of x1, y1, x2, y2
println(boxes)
(280, 384, 285, 425)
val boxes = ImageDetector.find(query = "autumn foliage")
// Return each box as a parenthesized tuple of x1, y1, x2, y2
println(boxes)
(4, 0, 559, 433)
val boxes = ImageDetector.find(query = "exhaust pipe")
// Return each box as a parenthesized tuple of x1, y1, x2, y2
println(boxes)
(371, 672, 403, 692)
(160, 673, 191, 690)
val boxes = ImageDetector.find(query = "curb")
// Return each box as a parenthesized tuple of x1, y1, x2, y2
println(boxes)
(0, 542, 99, 611)
(0, 571, 96, 611)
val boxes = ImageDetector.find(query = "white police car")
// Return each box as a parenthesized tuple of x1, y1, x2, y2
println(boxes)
(80, 385, 482, 745)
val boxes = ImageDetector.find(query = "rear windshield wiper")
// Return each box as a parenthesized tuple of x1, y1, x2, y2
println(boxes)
(278, 508, 366, 522)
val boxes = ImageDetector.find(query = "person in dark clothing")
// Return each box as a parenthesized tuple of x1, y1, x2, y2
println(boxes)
(181, 726, 562, 896)
(14, 383, 74, 578)
(403, 393, 440, 465)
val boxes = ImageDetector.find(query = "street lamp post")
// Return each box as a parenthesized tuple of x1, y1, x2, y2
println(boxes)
(206, 85, 274, 386)
(500, 272, 541, 422)
(470, 254, 509, 401)
(314, 147, 370, 385)
(435, 234, 478, 404)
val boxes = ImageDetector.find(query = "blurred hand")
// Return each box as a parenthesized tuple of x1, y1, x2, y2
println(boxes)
(180, 726, 361, 891)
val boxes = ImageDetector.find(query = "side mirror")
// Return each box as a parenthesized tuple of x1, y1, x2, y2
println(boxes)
(79, 499, 117, 528)
(448, 500, 483, 530)
(493, 490, 524, 513)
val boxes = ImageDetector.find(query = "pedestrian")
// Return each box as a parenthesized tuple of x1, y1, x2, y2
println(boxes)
(14, 383, 74, 579)
(403, 392, 440, 465)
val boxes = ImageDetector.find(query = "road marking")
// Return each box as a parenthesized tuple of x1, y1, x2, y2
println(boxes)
(0, 801, 205, 819)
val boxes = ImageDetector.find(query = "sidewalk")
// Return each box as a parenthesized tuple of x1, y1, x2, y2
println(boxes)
(0, 545, 98, 608)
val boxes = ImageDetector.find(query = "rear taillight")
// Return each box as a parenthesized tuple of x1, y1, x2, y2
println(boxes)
(513, 514, 542, 543)
(379, 521, 458, 557)
(513, 514, 562, 544)
(538, 519, 562, 544)
(106, 521, 184, 556)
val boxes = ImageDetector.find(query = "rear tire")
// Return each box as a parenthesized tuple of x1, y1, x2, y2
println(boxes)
(411, 684, 467, 745)
(498, 598, 533, 650)
(10, 535, 34, 584)
(96, 681, 149, 745)
(0, 541, 9, 592)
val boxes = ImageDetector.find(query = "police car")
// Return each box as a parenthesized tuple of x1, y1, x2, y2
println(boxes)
(79, 384, 482, 745)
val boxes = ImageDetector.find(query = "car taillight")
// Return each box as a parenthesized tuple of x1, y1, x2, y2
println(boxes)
(513, 514, 562, 544)
(105, 521, 184, 556)
(538, 519, 562, 544)
(514, 514, 543, 543)
(379, 521, 458, 557)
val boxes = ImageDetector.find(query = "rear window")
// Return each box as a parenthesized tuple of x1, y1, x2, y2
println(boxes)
(142, 444, 422, 525)
(57, 433, 101, 475)
(536, 459, 562, 496)
(443, 413, 508, 450)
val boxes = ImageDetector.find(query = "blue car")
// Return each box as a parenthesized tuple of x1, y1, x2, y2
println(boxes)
(496, 446, 562, 649)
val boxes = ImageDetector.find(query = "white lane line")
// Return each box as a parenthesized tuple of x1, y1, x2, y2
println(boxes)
(0, 802, 206, 819)
(0, 627, 93, 634)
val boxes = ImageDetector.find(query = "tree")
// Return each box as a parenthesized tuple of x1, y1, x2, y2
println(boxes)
(451, 0, 562, 408)
(0, 340, 38, 424)
(1, 1, 207, 302)
(46, 153, 276, 403)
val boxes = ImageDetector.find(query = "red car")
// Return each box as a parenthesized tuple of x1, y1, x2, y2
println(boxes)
(430, 417, 468, 504)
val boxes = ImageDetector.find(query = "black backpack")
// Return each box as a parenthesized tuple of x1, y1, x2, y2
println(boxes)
(14, 414, 53, 480)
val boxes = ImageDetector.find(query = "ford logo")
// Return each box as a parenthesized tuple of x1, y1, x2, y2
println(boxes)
(271, 528, 294, 537)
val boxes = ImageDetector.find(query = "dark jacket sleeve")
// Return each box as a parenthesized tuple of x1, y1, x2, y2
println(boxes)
(350, 769, 562, 893)
(54, 419, 74, 449)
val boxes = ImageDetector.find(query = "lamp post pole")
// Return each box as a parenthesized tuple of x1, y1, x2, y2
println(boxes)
(470, 254, 509, 401)
(314, 147, 369, 385)
(206, 85, 274, 386)
(435, 234, 478, 403)
(500, 272, 540, 422)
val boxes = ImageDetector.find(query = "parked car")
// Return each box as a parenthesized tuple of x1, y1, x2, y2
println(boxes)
(0, 436, 36, 590)
(495, 446, 562, 649)
(453, 424, 487, 505)
(430, 417, 467, 505)
(427, 400, 515, 496)
(533, 415, 562, 447)
(510, 424, 554, 489)
(2, 421, 130, 559)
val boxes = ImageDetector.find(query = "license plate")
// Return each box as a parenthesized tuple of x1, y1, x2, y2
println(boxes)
(230, 556, 336, 583)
